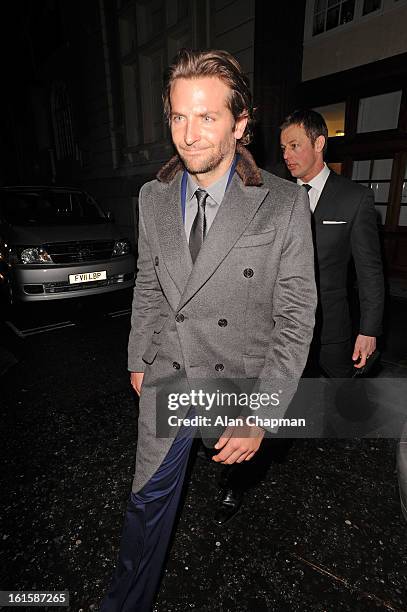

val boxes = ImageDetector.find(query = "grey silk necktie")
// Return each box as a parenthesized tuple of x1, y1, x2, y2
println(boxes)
(189, 188, 208, 262)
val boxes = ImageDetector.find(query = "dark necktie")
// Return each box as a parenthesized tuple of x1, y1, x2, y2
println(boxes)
(189, 189, 208, 263)
(303, 184, 312, 212)
(303, 183, 317, 244)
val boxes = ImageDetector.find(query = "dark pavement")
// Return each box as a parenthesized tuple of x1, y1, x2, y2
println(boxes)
(1, 289, 406, 612)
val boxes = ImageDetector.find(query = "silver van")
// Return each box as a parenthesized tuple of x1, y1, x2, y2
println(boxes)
(0, 186, 135, 303)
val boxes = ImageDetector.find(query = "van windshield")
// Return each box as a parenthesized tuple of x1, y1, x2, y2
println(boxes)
(0, 191, 109, 226)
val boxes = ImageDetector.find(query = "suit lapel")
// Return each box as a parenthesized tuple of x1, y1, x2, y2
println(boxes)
(313, 171, 341, 222)
(178, 173, 269, 310)
(153, 173, 193, 296)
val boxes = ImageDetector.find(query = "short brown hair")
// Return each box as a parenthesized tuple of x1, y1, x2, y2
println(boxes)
(163, 48, 254, 146)
(281, 109, 328, 155)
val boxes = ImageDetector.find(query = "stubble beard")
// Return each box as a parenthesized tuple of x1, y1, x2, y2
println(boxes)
(179, 148, 226, 177)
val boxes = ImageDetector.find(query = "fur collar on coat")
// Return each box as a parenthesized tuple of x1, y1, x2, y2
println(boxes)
(156, 142, 263, 187)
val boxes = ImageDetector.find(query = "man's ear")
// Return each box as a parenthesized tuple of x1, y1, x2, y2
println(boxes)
(234, 113, 248, 140)
(315, 134, 326, 153)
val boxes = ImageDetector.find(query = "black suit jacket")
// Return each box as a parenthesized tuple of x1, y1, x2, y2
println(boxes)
(312, 171, 384, 344)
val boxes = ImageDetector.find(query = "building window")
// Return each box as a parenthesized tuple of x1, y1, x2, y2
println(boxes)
(362, 0, 381, 14)
(352, 158, 393, 224)
(400, 165, 407, 226)
(357, 90, 402, 133)
(122, 66, 140, 146)
(139, 48, 167, 143)
(313, 102, 346, 136)
(307, 0, 401, 40)
(118, 0, 193, 149)
(313, 0, 355, 36)
(136, 0, 166, 45)
(51, 81, 75, 160)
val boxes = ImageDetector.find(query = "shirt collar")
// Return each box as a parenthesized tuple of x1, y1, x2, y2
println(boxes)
(297, 163, 330, 192)
(186, 162, 233, 206)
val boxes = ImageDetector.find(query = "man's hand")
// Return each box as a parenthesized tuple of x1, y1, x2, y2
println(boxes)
(212, 423, 265, 464)
(130, 372, 144, 396)
(352, 334, 376, 369)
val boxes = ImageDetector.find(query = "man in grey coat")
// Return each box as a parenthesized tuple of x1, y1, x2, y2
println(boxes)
(100, 49, 317, 612)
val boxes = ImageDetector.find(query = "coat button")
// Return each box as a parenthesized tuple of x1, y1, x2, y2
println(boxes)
(218, 319, 227, 327)
(175, 313, 184, 323)
(172, 361, 181, 370)
(154, 256, 159, 266)
(243, 268, 254, 278)
(215, 363, 224, 372)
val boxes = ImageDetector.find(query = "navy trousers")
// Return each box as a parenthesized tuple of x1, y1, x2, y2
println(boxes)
(99, 422, 195, 612)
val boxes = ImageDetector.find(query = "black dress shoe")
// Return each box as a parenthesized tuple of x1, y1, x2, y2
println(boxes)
(213, 488, 244, 526)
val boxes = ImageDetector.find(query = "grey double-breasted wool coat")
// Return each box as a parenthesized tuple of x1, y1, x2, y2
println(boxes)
(128, 145, 317, 493)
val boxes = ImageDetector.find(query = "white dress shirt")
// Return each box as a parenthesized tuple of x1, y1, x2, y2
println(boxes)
(297, 163, 331, 213)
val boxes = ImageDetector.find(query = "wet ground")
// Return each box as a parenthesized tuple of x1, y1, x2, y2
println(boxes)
(1, 290, 406, 611)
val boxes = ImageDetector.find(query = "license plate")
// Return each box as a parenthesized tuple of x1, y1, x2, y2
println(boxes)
(69, 270, 107, 284)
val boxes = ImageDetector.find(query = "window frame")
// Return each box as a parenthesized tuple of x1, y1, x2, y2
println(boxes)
(117, 0, 199, 161)
(304, 0, 407, 41)
(299, 67, 407, 230)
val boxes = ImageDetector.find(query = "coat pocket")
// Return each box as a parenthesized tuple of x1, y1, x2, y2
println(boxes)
(153, 314, 168, 334)
(142, 344, 159, 365)
(243, 355, 265, 378)
(143, 315, 168, 364)
(235, 229, 276, 248)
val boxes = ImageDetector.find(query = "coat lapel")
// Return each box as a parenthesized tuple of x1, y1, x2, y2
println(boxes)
(153, 173, 193, 296)
(178, 173, 269, 310)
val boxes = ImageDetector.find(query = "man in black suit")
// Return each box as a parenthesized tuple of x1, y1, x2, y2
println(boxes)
(216, 110, 385, 523)
(280, 109, 384, 379)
